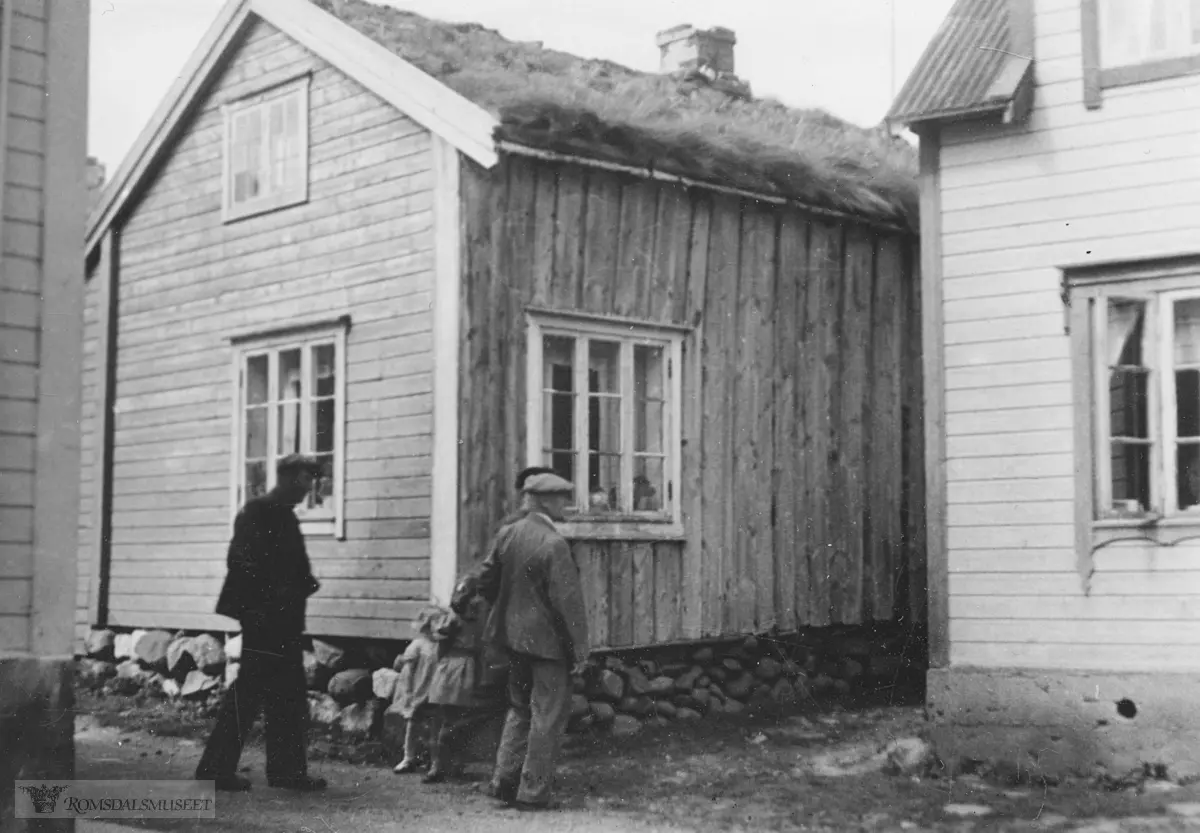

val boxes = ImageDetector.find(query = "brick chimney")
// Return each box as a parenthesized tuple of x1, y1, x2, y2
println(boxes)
(655, 24, 737, 76)
(86, 155, 106, 213)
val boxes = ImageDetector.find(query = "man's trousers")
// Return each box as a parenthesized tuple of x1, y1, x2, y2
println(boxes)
(195, 636, 309, 781)
(489, 651, 571, 805)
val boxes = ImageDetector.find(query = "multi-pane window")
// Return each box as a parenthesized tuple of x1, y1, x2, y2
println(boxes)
(234, 323, 346, 536)
(223, 76, 309, 221)
(527, 314, 683, 533)
(1084, 287, 1200, 520)
(1099, 0, 1200, 67)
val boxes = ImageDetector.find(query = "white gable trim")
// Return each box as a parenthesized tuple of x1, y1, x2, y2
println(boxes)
(86, 0, 498, 260)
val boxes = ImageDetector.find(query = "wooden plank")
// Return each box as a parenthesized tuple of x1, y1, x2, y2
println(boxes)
(805, 221, 842, 627)
(773, 213, 806, 632)
(608, 543, 635, 647)
(653, 542, 683, 642)
(681, 192, 709, 637)
(580, 171, 622, 315)
(614, 179, 658, 318)
(574, 541, 610, 650)
(868, 236, 904, 621)
(501, 156, 536, 517)
(88, 231, 119, 627)
(632, 542, 655, 646)
(649, 184, 691, 325)
(832, 225, 871, 625)
(111, 576, 429, 602)
(551, 165, 586, 309)
(530, 161, 558, 307)
(702, 195, 741, 636)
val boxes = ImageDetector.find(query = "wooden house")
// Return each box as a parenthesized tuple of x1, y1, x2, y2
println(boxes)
(889, 0, 1200, 776)
(79, 0, 926, 650)
(0, 0, 90, 819)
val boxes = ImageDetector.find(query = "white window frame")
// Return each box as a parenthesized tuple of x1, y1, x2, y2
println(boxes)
(221, 74, 311, 223)
(525, 312, 684, 540)
(1098, 0, 1200, 68)
(229, 318, 349, 539)
(1077, 277, 1200, 545)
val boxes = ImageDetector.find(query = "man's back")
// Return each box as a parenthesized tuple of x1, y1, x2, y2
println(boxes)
(482, 514, 589, 663)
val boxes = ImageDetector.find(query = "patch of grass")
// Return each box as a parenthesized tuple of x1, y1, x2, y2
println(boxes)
(313, 0, 918, 227)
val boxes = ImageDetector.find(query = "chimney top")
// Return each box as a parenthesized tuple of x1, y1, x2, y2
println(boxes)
(656, 24, 737, 76)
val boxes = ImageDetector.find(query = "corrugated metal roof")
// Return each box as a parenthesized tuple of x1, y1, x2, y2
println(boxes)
(887, 0, 1014, 126)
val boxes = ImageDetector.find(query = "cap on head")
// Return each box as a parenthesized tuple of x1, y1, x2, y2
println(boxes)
(276, 453, 323, 477)
(522, 472, 574, 495)
(515, 466, 555, 491)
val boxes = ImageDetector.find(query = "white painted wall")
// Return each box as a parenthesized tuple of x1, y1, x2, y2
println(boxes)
(939, 0, 1200, 671)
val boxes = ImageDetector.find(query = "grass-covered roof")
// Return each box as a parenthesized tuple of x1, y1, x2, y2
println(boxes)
(312, 0, 918, 227)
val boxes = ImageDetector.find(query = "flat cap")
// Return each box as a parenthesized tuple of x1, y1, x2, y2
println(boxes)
(276, 453, 323, 475)
(522, 472, 574, 494)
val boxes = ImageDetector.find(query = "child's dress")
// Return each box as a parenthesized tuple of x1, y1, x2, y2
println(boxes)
(391, 607, 443, 774)
(421, 588, 500, 782)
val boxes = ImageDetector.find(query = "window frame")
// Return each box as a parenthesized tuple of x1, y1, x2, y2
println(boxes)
(524, 311, 685, 541)
(229, 317, 349, 540)
(1083, 0, 1200, 109)
(1070, 265, 1200, 548)
(221, 74, 311, 223)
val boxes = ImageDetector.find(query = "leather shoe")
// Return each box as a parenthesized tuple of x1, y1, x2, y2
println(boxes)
(203, 774, 251, 792)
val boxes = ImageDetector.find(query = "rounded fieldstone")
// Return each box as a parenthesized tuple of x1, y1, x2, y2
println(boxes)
(755, 657, 782, 682)
(692, 647, 714, 664)
(676, 707, 702, 721)
(85, 629, 116, 662)
(611, 715, 641, 737)
(338, 700, 382, 739)
(570, 694, 590, 719)
(328, 668, 373, 705)
(186, 634, 226, 674)
(589, 701, 616, 724)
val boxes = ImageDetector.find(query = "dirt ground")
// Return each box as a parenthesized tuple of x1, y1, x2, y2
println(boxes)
(73, 688, 1200, 833)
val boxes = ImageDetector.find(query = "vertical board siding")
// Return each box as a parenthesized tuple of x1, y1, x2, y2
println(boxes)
(938, 7, 1200, 669)
(459, 154, 923, 646)
(0, 0, 45, 653)
(76, 21, 436, 640)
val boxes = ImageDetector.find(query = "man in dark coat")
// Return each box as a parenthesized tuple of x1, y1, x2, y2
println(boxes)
(475, 472, 589, 811)
(194, 454, 327, 792)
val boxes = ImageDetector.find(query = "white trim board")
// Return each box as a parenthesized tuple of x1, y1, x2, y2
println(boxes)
(429, 135, 462, 606)
(85, 0, 498, 261)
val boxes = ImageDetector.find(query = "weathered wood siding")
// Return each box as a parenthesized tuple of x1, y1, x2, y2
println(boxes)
(939, 2, 1200, 670)
(0, 0, 48, 653)
(76, 19, 436, 641)
(458, 154, 924, 646)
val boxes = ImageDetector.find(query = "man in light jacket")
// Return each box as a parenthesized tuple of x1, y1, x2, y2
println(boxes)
(475, 472, 589, 811)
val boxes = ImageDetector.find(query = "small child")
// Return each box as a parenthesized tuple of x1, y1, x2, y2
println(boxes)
(391, 607, 441, 775)
(421, 575, 505, 783)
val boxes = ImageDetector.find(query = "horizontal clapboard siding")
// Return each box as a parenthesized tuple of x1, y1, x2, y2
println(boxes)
(1, 0, 48, 653)
(937, 2, 1200, 671)
(77, 20, 436, 641)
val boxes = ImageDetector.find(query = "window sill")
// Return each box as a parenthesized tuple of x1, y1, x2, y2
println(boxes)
(558, 519, 685, 542)
(223, 192, 308, 224)
(299, 518, 339, 539)
(1092, 515, 1200, 548)
(1099, 54, 1200, 92)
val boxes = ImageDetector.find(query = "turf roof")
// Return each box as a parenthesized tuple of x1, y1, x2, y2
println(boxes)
(311, 0, 918, 227)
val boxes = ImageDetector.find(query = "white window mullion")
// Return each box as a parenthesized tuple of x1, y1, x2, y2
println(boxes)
(573, 336, 589, 506)
(300, 345, 313, 455)
(267, 350, 279, 491)
(1093, 298, 1113, 516)
(669, 339, 683, 520)
(1154, 297, 1172, 515)
(619, 342, 635, 513)
(525, 319, 543, 468)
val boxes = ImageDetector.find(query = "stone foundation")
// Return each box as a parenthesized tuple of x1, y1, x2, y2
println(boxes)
(0, 656, 75, 832)
(928, 668, 1200, 782)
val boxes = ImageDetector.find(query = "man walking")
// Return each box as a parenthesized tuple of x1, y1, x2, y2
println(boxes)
(475, 472, 589, 811)
(194, 454, 328, 792)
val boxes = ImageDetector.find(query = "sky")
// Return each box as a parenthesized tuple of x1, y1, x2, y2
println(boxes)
(87, 0, 955, 171)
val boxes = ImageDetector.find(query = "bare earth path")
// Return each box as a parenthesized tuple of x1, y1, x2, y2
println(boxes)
(73, 704, 1200, 833)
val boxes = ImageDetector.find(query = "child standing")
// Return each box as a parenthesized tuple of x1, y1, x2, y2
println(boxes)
(391, 607, 441, 775)
(421, 575, 504, 783)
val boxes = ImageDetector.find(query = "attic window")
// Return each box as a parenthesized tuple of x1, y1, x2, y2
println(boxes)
(222, 76, 310, 222)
